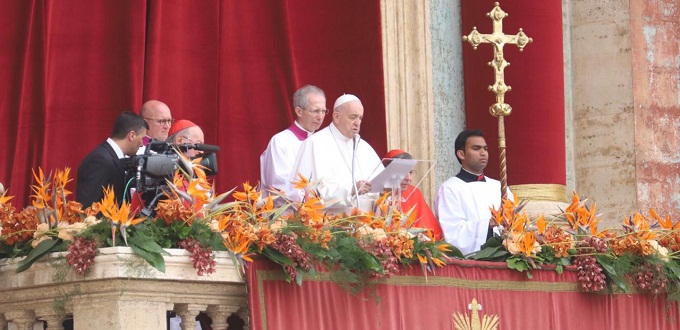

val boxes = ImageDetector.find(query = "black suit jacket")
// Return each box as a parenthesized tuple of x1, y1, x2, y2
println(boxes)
(76, 141, 127, 208)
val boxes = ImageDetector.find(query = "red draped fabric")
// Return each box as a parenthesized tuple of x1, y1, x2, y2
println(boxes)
(0, 0, 387, 208)
(247, 259, 679, 329)
(461, 1, 565, 185)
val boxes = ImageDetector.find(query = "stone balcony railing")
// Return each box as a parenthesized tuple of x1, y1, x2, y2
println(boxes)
(0, 247, 248, 330)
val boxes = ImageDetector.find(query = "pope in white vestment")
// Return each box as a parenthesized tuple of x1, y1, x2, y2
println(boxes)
(290, 94, 384, 212)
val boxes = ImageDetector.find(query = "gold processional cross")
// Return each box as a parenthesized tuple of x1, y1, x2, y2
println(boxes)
(462, 2, 532, 199)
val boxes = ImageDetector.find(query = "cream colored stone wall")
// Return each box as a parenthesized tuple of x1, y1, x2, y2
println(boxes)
(630, 1, 680, 220)
(381, 0, 437, 202)
(567, 0, 638, 227)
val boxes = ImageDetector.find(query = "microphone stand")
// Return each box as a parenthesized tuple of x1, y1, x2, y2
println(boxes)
(351, 135, 360, 207)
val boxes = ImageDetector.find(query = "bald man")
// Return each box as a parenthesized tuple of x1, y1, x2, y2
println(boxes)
(140, 100, 173, 142)
(290, 94, 383, 213)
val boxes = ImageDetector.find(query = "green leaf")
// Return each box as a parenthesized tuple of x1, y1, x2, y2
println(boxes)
(446, 245, 465, 259)
(560, 257, 571, 266)
(480, 236, 502, 249)
(295, 271, 304, 286)
(471, 245, 501, 260)
(488, 249, 511, 260)
(177, 225, 192, 240)
(359, 254, 383, 273)
(130, 244, 166, 273)
(555, 264, 564, 275)
(16, 238, 61, 273)
(664, 260, 680, 279)
(596, 255, 629, 293)
(126, 232, 169, 272)
(263, 248, 295, 267)
(506, 256, 529, 273)
(128, 231, 171, 256)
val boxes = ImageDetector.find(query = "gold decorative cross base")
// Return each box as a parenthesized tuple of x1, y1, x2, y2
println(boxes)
(452, 298, 500, 330)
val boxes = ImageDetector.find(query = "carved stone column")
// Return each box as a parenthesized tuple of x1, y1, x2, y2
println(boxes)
(35, 307, 66, 330)
(237, 307, 250, 330)
(0, 314, 7, 330)
(4, 310, 37, 330)
(205, 305, 239, 330)
(380, 0, 436, 202)
(174, 304, 207, 330)
(73, 298, 168, 330)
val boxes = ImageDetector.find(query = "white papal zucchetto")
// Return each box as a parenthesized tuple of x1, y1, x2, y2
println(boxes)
(333, 94, 360, 110)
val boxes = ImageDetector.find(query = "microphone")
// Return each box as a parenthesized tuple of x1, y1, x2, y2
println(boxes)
(192, 143, 220, 153)
(176, 143, 221, 153)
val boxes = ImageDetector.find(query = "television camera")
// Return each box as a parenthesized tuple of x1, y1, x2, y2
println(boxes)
(122, 140, 219, 216)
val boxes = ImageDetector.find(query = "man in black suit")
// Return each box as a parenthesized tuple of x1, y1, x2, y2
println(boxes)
(76, 111, 148, 208)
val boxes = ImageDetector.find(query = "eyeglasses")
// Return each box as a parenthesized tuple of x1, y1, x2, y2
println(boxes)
(181, 135, 203, 144)
(144, 117, 175, 126)
(303, 108, 329, 115)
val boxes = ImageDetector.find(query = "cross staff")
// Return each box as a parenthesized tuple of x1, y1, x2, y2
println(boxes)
(462, 2, 532, 199)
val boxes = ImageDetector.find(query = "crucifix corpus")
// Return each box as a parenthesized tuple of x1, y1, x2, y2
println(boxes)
(462, 2, 532, 199)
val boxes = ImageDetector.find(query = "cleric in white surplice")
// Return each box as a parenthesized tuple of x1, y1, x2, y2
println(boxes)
(260, 85, 328, 198)
(289, 94, 384, 211)
(434, 130, 513, 255)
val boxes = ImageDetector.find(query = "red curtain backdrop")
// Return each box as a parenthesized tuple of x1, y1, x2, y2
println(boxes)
(248, 259, 680, 330)
(461, 1, 565, 185)
(0, 0, 387, 208)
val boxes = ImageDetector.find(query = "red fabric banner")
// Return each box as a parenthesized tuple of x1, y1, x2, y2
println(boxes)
(247, 259, 679, 329)
(461, 1, 566, 185)
(0, 1, 386, 208)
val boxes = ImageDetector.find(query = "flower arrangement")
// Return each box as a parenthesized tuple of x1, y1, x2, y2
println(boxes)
(0, 162, 455, 290)
(473, 192, 680, 301)
(6, 162, 679, 300)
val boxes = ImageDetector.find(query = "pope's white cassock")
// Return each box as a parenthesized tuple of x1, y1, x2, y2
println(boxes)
(434, 173, 513, 255)
(290, 122, 383, 210)
(260, 121, 312, 198)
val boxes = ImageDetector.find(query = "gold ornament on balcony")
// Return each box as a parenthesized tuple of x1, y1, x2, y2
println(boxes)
(452, 298, 499, 330)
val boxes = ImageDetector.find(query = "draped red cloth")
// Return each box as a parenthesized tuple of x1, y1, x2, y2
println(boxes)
(0, 1, 387, 208)
(461, 1, 565, 185)
(247, 259, 679, 330)
(401, 185, 442, 240)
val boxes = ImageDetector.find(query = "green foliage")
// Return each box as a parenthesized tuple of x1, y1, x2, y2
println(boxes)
(596, 254, 630, 293)
(127, 229, 170, 273)
(132, 218, 225, 251)
(537, 245, 570, 275)
(15, 238, 61, 273)
(470, 237, 510, 261)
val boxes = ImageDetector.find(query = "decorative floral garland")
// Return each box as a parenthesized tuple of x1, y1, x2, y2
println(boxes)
(0, 164, 453, 289)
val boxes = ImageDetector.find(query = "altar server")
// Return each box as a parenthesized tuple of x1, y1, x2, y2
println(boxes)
(434, 130, 513, 255)
(290, 94, 384, 212)
(260, 85, 327, 197)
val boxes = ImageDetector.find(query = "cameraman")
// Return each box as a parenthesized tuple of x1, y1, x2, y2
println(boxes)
(76, 111, 148, 208)
(166, 119, 205, 157)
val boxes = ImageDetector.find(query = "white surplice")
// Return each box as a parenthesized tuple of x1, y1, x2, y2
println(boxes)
(260, 122, 312, 198)
(290, 122, 384, 209)
(434, 176, 512, 255)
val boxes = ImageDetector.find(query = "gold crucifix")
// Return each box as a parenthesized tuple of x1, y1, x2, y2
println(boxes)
(462, 2, 532, 199)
